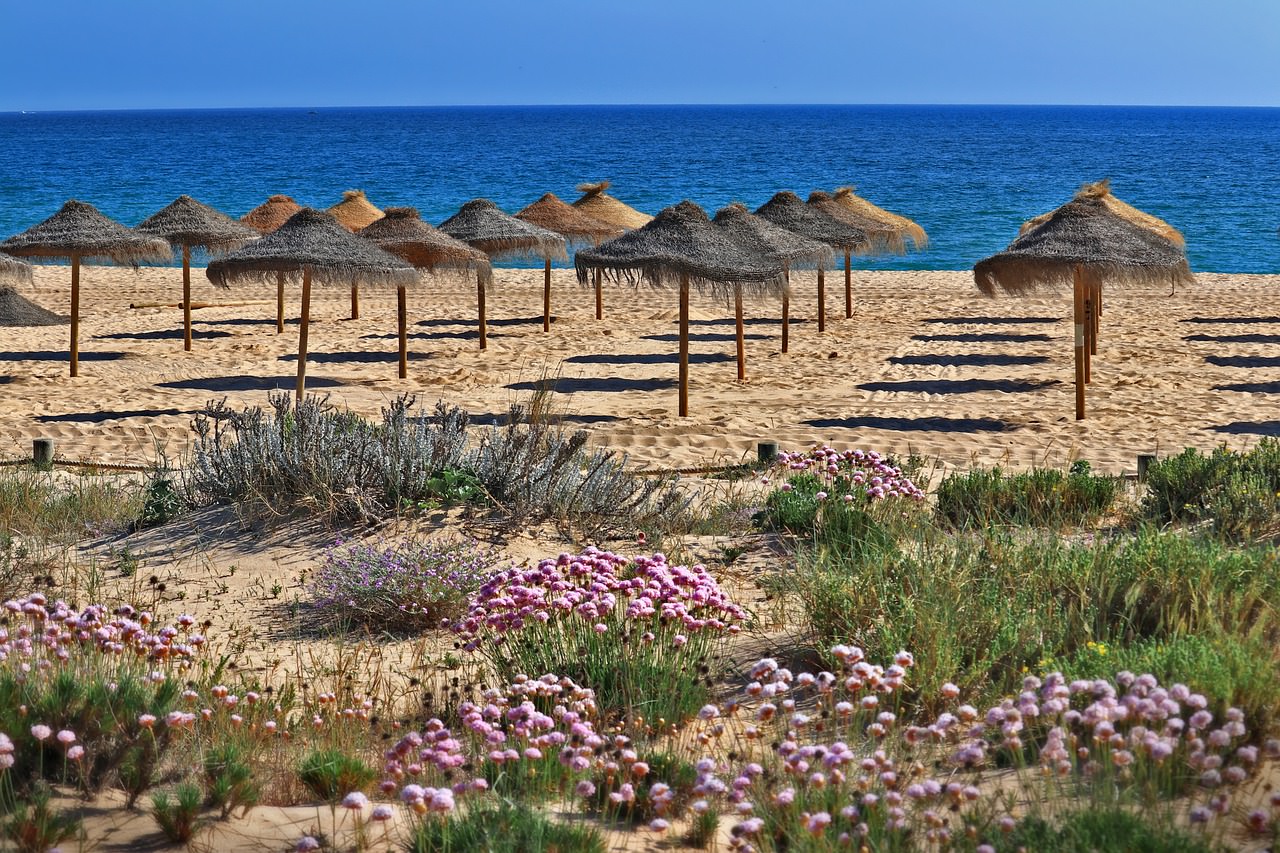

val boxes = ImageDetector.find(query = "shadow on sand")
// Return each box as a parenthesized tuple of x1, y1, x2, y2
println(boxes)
(859, 378, 1057, 394)
(805, 415, 1016, 433)
(506, 377, 677, 394)
(35, 407, 190, 424)
(924, 316, 1060, 325)
(912, 332, 1053, 343)
(156, 375, 344, 392)
(564, 352, 733, 366)
(888, 353, 1051, 367)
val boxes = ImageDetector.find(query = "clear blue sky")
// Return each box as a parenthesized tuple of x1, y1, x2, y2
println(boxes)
(2, 0, 1277, 111)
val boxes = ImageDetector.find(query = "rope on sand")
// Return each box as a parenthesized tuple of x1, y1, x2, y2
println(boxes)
(0, 457, 154, 473)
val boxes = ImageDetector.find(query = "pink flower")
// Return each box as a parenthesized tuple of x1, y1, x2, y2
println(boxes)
(296, 838, 321, 852)
(67, 746, 85, 761)
(137, 714, 157, 729)
(342, 792, 369, 811)
(30, 725, 52, 741)
(370, 804, 394, 822)
(56, 730, 76, 746)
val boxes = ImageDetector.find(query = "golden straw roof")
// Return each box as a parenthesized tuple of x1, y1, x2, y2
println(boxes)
(517, 193, 623, 245)
(570, 181, 653, 230)
(1020, 179, 1184, 247)
(241, 195, 302, 234)
(807, 191, 905, 255)
(360, 207, 493, 286)
(327, 189, 385, 233)
(831, 186, 929, 250)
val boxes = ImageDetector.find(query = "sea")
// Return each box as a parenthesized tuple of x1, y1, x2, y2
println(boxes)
(0, 105, 1277, 273)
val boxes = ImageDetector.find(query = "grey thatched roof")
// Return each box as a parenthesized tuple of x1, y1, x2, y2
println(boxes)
(205, 207, 418, 289)
(0, 286, 65, 326)
(574, 200, 785, 297)
(571, 181, 653, 230)
(0, 252, 33, 285)
(754, 192, 868, 255)
(360, 207, 493, 286)
(712, 203, 834, 270)
(807, 190, 905, 255)
(241, 195, 302, 234)
(973, 194, 1194, 296)
(137, 195, 259, 253)
(438, 199, 568, 261)
(831, 186, 929, 250)
(0, 200, 172, 264)
(516, 193, 623, 245)
(328, 189, 384, 232)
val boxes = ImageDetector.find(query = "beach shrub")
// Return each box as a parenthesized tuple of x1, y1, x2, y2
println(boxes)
(451, 549, 745, 724)
(151, 783, 205, 845)
(0, 466, 142, 542)
(1142, 441, 1280, 538)
(405, 800, 606, 853)
(998, 809, 1216, 853)
(308, 537, 498, 634)
(297, 749, 376, 802)
(2, 787, 82, 853)
(757, 445, 925, 534)
(202, 742, 260, 819)
(185, 393, 683, 534)
(934, 462, 1121, 529)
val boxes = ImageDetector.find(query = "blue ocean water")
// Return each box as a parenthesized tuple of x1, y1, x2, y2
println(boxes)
(0, 105, 1277, 272)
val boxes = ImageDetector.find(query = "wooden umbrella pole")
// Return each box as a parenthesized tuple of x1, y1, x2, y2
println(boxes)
(296, 269, 312, 403)
(781, 266, 790, 354)
(397, 284, 408, 380)
(276, 272, 285, 334)
(1073, 266, 1086, 420)
(543, 258, 552, 332)
(594, 267, 603, 320)
(182, 244, 193, 352)
(477, 272, 487, 350)
(350, 283, 359, 320)
(1091, 279, 1101, 354)
(735, 286, 746, 382)
(679, 274, 690, 417)
(844, 252, 852, 319)
(69, 255, 80, 378)
(1084, 290, 1093, 384)
(817, 268, 826, 333)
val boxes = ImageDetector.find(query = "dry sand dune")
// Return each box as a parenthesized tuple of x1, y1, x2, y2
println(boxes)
(0, 266, 1274, 475)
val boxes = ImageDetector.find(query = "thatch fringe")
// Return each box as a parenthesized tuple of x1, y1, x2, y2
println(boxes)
(712, 203, 833, 272)
(0, 252, 33, 285)
(437, 199, 568, 262)
(1019, 179, 1185, 247)
(570, 181, 653, 230)
(516, 193, 623, 245)
(136, 195, 259, 253)
(807, 191, 906, 255)
(574, 200, 784, 300)
(0, 286, 65, 326)
(832, 186, 929, 249)
(360, 207, 494, 288)
(754, 191, 867, 256)
(206, 208, 418, 290)
(0, 200, 172, 265)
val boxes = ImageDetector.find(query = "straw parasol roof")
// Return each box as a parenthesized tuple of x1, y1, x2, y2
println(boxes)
(832, 186, 929, 250)
(575, 200, 784, 297)
(241, 195, 302, 234)
(0, 252, 33, 286)
(712, 203, 834, 270)
(137, 195, 259, 253)
(438, 199, 567, 261)
(327, 190, 385, 233)
(0, 200, 171, 264)
(207, 208, 417, 289)
(0, 286, 64, 326)
(807, 190, 906, 255)
(516, 193, 623, 245)
(754, 192, 869, 254)
(1019, 179, 1184, 247)
(973, 193, 1193, 296)
(360, 207, 493, 285)
(571, 181, 653, 230)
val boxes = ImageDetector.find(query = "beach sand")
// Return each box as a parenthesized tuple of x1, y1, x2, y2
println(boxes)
(0, 265, 1272, 475)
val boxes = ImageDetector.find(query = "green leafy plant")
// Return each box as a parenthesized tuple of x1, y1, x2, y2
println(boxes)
(203, 743, 260, 819)
(405, 800, 606, 853)
(297, 749, 376, 802)
(151, 783, 205, 845)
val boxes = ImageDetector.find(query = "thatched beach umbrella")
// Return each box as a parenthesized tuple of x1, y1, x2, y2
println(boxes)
(0, 252, 33, 286)
(517, 193, 622, 329)
(713, 203, 834, 374)
(974, 186, 1193, 419)
(438, 199, 567, 349)
(137, 195, 259, 352)
(754, 192, 868, 334)
(0, 200, 171, 376)
(328, 190, 386, 319)
(360, 207, 494, 378)
(576, 200, 784, 416)
(207, 208, 417, 400)
(242, 195, 303, 333)
(572, 183, 652, 320)
(831, 187, 929, 249)
(808, 190, 911, 320)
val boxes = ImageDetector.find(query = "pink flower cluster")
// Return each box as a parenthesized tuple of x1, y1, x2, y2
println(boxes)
(770, 445, 925, 502)
(0, 594, 205, 667)
(449, 549, 745, 648)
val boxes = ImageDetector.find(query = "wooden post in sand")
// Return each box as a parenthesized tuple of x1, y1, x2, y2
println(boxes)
(32, 438, 55, 472)
(69, 254, 80, 377)
(1073, 265, 1086, 420)
(275, 272, 286, 334)
(350, 283, 359, 320)
(817, 267, 826, 333)
(477, 271, 487, 350)
(296, 269, 312, 402)
(1083, 290, 1093, 384)
(594, 268, 603, 320)
(734, 285, 746, 382)
(780, 265, 791, 354)
(679, 273, 690, 417)
(397, 284, 408, 379)
(543, 258, 552, 332)
(1091, 279, 1101, 355)
(844, 252, 853, 319)
(181, 245, 193, 352)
